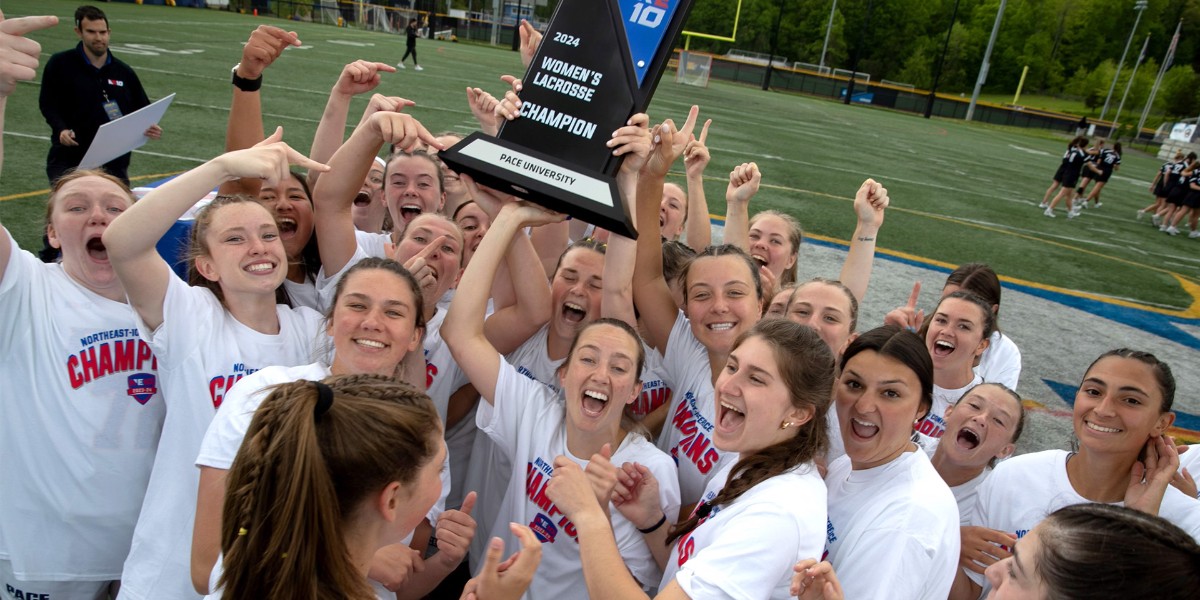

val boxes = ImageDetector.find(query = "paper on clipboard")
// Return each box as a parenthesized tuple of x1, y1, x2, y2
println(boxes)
(78, 93, 175, 169)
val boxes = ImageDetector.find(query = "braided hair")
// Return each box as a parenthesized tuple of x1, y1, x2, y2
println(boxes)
(666, 320, 833, 546)
(219, 374, 440, 600)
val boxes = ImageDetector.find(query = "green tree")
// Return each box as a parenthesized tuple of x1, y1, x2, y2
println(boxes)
(1159, 65, 1200, 117)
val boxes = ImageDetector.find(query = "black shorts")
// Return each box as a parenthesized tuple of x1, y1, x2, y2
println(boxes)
(1053, 164, 1067, 183)
(1060, 169, 1081, 188)
(1093, 170, 1112, 183)
(1167, 186, 1188, 205)
(1186, 192, 1200, 209)
(1154, 182, 1169, 198)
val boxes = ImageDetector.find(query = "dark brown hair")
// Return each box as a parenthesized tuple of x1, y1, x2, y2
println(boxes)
(920, 290, 997, 344)
(1036, 503, 1200, 600)
(667, 320, 833, 546)
(945, 262, 1002, 326)
(1084, 349, 1176, 412)
(840, 325, 933, 421)
(220, 374, 441, 600)
(323, 256, 427, 336)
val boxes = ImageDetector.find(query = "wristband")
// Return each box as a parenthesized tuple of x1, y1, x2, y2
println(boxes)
(231, 63, 263, 92)
(637, 514, 667, 534)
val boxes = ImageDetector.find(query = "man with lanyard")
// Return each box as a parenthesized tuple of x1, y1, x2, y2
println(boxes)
(39, 5, 161, 187)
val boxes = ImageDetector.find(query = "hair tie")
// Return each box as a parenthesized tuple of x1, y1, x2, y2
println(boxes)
(695, 501, 713, 520)
(313, 381, 335, 419)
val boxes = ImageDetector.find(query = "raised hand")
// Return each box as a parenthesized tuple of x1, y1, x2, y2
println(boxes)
(853, 178, 888, 230)
(432, 492, 478, 570)
(368, 110, 441, 154)
(683, 119, 712, 179)
(460, 524, 542, 600)
(0, 11, 57, 97)
(467, 86, 501, 135)
(611, 113, 652, 177)
(403, 234, 450, 297)
(725, 162, 761, 205)
(222, 127, 330, 185)
(358, 93, 415, 127)
(519, 20, 543, 69)
(237, 25, 300, 80)
(334, 60, 396, 97)
(883, 281, 924, 331)
(494, 76, 523, 122)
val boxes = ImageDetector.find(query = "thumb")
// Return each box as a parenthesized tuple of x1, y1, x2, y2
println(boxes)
(460, 491, 477, 517)
(599, 442, 613, 461)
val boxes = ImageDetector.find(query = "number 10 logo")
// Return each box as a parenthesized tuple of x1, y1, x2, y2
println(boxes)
(630, 0, 669, 28)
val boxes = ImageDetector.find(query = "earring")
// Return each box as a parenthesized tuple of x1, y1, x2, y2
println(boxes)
(913, 418, 922, 428)
(780, 421, 794, 430)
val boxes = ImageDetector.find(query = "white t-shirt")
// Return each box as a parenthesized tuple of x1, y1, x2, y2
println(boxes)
(823, 450, 960, 600)
(631, 346, 673, 420)
(0, 232, 165, 580)
(118, 275, 324, 600)
(951, 469, 990, 526)
(196, 362, 450, 521)
(477, 362, 680, 598)
(825, 409, 846, 465)
(466, 326, 565, 568)
(967, 449, 1200, 589)
(282, 275, 320, 312)
(916, 374, 983, 455)
(1179, 445, 1200, 495)
(662, 460, 828, 600)
(355, 229, 392, 260)
(656, 312, 736, 504)
(976, 331, 1020, 391)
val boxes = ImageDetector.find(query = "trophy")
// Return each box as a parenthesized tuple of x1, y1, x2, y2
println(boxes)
(437, 0, 695, 238)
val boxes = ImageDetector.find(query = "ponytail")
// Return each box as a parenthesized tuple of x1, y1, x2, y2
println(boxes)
(220, 374, 440, 600)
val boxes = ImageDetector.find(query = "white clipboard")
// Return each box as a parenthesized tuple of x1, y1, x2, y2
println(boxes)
(78, 93, 175, 169)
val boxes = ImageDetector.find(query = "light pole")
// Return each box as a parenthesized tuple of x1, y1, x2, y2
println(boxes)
(965, 0, 1006, 121)
(819, 0, 838, 73)
(1098, 0, 1149, 132)
(1111, 35, 1149, 140)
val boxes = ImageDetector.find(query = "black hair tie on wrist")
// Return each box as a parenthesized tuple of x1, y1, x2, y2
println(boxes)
(313, 381, 334, 420)
(638, 514, 667, 535)
(694, 501, 713, 520)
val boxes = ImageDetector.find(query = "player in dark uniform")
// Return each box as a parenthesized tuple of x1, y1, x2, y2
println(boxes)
(1141, 151, 1186, 221)
(1156, 154, 1196, 230)
(1076, 142, 1120, 213)
(1162, 165, 1200, 236)
(1043, 137, 1092, 218)
(397, 18, 423, 71)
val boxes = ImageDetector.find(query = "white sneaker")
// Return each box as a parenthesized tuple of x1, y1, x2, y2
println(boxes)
(1076, 201, 1087, 209)
(1039, 201, 1048, 208)
(1137, 209, 1145, 220)
(397, 62, 406, 69)
(415, 65, 424, 71)
(1153, 214, 1162, 226)
(1067, 209, 1079, 219)
(1167, 226, 1180, 235)
(1044, 207, 1055, 218)
(1093, 202, 1102, 208)
(1189, 230, 1200, 238)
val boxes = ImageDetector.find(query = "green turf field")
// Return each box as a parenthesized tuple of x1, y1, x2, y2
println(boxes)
(3, 0, 1197, 314)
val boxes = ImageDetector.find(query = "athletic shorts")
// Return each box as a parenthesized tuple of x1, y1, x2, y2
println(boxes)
(1185, 192, 1200, 209)
(1052, 164, 1067, 183)
(0, 559, 114, 600)
(1093, 170, 1111, 183)
(1060, 169, 1081, 188)
(1166, 187, 1188, 205)
(1154, 182, 1169, 198)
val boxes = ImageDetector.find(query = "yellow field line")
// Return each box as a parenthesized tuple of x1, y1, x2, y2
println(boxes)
(0, 171, 187, 203)
(697, 176, 1200, 319)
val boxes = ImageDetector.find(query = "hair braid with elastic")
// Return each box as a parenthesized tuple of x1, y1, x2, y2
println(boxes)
(219, 374, 440, 600)
(666, 320, 833, 546)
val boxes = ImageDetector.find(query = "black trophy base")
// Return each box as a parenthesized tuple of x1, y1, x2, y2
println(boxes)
(437, 132, 636, 239)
